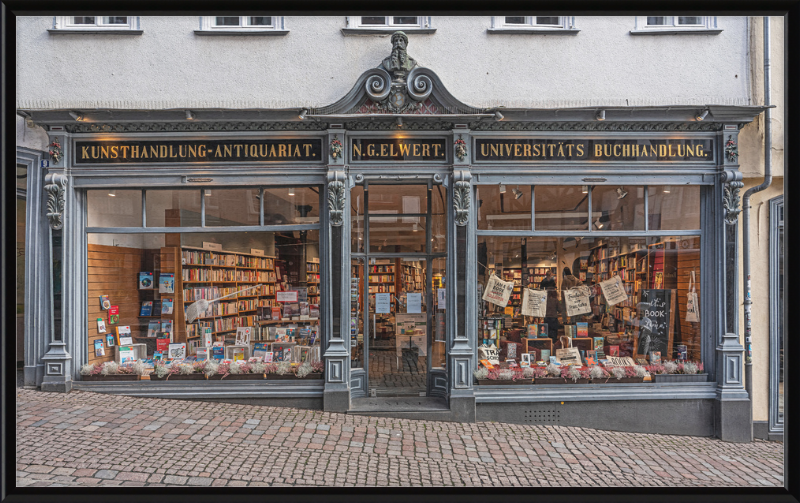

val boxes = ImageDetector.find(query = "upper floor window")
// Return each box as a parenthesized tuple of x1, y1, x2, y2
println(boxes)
(342, 16, 435, 35)
(631, 16, 721, 35)
(50, 16, 141, 34)
(488, 16, 579, 34)
(196, 16, 288, 35)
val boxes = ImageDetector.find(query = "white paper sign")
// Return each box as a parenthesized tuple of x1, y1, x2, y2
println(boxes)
(202, 241, 223, 251)
(375, 293, 391, 314)
(276, 291, 298, 302)
(437, 288, 446, 309)
(521, 288, 547, 317)
(481, 274, 514, 307)
(599, 275, 628, 306)
(564, 286, 592, 316)
(407, 293, 422, 313)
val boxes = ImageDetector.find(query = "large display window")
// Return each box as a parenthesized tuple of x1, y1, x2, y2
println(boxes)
(82, 187, 324, 381)
(475, 185, 704, 384)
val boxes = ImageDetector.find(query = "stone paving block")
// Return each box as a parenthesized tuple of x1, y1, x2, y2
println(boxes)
(95, 470, 119, 479)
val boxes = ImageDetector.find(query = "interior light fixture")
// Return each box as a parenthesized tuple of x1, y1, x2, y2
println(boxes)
(204, 189, 211, 197)
(298, 109, 308, 120)
(412, 223, 419, 232)
(663, 185, 671, 193)
(185, 110, 195, 120)
(68, 111, 83, 121)
(594, 218, 604, 229)
(512, 187, 524, 200)
(595, 110, 606, 121)
(581, 185, 589, 194)
(616, 187, 628, 199)
(695, 109, 709, 121)
(494, 110, 504, 121)
(288, 188, 295, 196)
(108, 189, 116, 197)
(499, 184, 506, 194)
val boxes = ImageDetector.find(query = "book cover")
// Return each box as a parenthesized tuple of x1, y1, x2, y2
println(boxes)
(116, 326, 132, 346)
(538, 324, 549, 338)
(140, 301, 153, 317)
(168, 343, 186, 360)
(232, 347, 245, 361)
(153, 351, 163, 361)
(156, 338, 170, 353)
(235, 327, 252, 346)
(141, 359, 155, 369)
(253, 342, 269, 360)
(593, 337, 605, 350)
(106, 334, 115, 347)
(152, 300, 161, 314)
(649, 351, 661, 364)
(309, 304, 320, 319)
(118, 345, 135, 363)
(576, 322, 589, 337)
(147, 321, 160, 338)
(271, 307, 282, 320)
(159, 273, 175, 294)
(196, 348, 209, 361)
(677, 345, 688, 361)
(540, 349, 551, 361)
(94, 339, 105, 357)
(527, 324, 537, 338)
(248, 356, 261, 363)
(479, 359, 494, 370)
(107, 305, 119, 324)
(99, 295, 111, 310)
(96, 317, 106, 333)
(609, 345, 620, 357)
(549, 356, 560, 365)
(161, 320, 173, 335)
(585, 351, 597, 366)
(161, 298, 174, 315)
(212, 346, 225, 361)
(264, 351, 274, 363)
(139, 272, 154, 290)
(203, 328, 213, 348)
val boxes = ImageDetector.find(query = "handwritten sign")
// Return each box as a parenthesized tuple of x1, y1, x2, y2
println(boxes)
(564, 286, 591, 316)
(637, 289, 675, 357)
(555, 347, 581, 365)
(437, 288, 446, 310)
(407, 293, 422, 314)
(482, 274, 514, 307)
(202, 242, 223, 251)
(600, 275, 628, 306)
(605, 356, 636, 367)
(375, 293, 391, 314)
(521, 288, 547, 317)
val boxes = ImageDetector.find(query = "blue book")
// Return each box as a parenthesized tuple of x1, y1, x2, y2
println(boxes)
(139, 272, 154, 289)
(106, 334, 115, 347)
(159, 273, 175, 294)
(161, 298, 174, 315)
(140, 301, 153, 316)
(253, 342, 269, 360)
(212, 346, 225, 361)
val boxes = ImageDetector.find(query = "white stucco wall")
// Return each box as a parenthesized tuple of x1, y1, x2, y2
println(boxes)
(16, 115, 49, 151)
(17, 16, 751, 110)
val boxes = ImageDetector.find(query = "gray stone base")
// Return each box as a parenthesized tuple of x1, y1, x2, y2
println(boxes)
(449, 394, 476, 423)
(40, 380, 72, 393)
(753, 421, 783, 442)
(194, 397, 323, 410)
(23, 365, 43, 388)
(477, 399, 715, 437)
(715, 398, 752, 442)
(323, 388, 350, 413)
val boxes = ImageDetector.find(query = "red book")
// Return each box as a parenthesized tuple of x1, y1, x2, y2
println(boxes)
(107, 305, 120, 324)
(156, 338, 170, 352)
(609, 345, 620, 357)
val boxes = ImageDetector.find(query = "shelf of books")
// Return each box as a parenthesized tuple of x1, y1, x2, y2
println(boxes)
(370, 260, 397, 315)
(588, 240, 650, 332)
(526, 266, 557, 289)
(502, 268, 522, 312)
(307, 259, 320, 305)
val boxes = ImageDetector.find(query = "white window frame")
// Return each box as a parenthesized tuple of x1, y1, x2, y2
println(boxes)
(499, 16, 571, 29)
(52, 16, 141, 32)
(489, 16, 578, 34)
(196, 16, 287, 36)
(631, 16, 721, 35)
(349, 16, 427, 29)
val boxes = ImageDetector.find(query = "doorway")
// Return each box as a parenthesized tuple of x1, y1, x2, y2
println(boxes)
(350, 182, 447, 397)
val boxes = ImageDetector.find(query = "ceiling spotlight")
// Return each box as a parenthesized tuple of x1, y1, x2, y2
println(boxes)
(616, 187, 628, 199)
(396, 116, 403, 128)
(298, 109, 308, 120)
(663, 185, 671, 194)
(581, 185, 589, 194)
(494, 110, 504, 121)
(412, 223, 419, 232)
(185, 110, 195, 120)
(512, 187, 524, 200)
(288, 188, 295, 196)
(499, 185, 506, 194)
(594, 218, 604, 229)
(108, 189, 116, 197)
(695, 109, 709, 121)
(68, 111, 83, 121)
(596, 110, 606, 121)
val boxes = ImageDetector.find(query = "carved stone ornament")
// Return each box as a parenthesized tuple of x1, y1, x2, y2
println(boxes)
(44, 173, 68, 230)
(469, 121, 732, 132)
(723, 181, 744, 225)
(64, 121, 330, 134)
(725, 135, 740, 163)
(328, 178, 346, 227)
(453, 180, 471, 226)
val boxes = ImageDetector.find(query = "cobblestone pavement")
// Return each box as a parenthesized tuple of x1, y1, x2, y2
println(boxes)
(15, 386, 783, 488)
(368, 349, 427, 392)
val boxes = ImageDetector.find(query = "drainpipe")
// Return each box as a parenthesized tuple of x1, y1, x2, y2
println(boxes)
(742, 16, 773, 408)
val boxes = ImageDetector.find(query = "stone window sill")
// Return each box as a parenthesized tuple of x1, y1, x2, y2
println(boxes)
(341, 28, 436, 36)
(487, 28, 579, 35)
(630, 29, 722, 36)
(194, 30, 289, 36)
(48, 29, 143, 35)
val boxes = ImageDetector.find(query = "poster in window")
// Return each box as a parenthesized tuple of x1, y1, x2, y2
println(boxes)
(564, 286, 591, 316)
(599, 275, 628, 306)
(481, 274, 514, 307)
(521, 288, 547, 317)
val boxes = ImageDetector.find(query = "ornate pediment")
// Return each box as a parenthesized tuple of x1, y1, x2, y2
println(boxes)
(312, 31, 485, 116)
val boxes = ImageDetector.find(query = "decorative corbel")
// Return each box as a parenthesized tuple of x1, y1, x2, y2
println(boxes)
(44, 173, 68, 230)
(721, 170, 744, 225)
(327, 170, 346, 227)
(453, 170, 472, 227)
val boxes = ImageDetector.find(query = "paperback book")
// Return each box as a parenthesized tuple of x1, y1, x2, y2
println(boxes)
(161, 298, 174, 315)
(576, 322, 589, 337)
(108, 306, 119, 325)
(212, 345, 225, 361)
(253, 342, 269, 360)
(118, 345, 136, 363)
(161, 320, 173, 335)
(139, 272, 154, 290)
(116, 326, 133, 346)
(649, 351, 661, 364)
(99, 295, 111, 310)
(232, 347, 245, 361)
(156, 337, 170, 353)
(140, 301, 153, 317)
(94, 339, 105, 357)
(196, 347, 209, 361)
(153, 351, 163, 361)
(159, 273, 175, 294)
(608, 345, 620, 357)
(96, 318, 106, 333)
(235, 327, 252, 346)
(168, 343, 187, 360)
(106, 334, 115, 347)
(147, 321, 160, 338)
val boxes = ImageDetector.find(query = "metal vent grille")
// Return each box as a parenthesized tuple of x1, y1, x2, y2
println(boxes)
(523, 407, 560, 424)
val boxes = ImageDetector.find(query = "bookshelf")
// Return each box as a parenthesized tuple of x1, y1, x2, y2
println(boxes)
(307, 259, 320, 305)
(588, 240, 649, 331)
(526, 266, 557, 289)
(369, 261, 396, 314)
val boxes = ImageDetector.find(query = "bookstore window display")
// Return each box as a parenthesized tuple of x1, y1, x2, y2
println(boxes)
(476, 185, 703, 382)
(84, 186, 323, 379)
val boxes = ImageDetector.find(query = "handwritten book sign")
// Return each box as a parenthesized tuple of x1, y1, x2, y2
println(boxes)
(482, 274, 514, 307)
(564, 286, 592, 316)
(604, 356, 636, 367)
(521, 288, 547, 317)
(555, 347, 581, 365)
(599, 275, 628, 306)
(636, 289, 675, 357)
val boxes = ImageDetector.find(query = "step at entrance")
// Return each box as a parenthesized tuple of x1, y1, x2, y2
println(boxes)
(347, 396, 453, 421)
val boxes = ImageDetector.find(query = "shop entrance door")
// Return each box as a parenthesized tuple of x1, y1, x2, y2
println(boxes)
(350, 182, 448, 398)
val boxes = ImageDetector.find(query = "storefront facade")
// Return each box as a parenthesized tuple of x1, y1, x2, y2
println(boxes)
(17, 21, 773, 442)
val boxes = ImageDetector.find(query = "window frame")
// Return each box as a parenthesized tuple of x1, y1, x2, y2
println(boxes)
(50, 16, 142, 34)
(196, 16, 288, 36)
(769, 195, 784, 434)
(342, 16, 435, 35)
(631, 16, 722, 35)
(488, 16, 579, 35)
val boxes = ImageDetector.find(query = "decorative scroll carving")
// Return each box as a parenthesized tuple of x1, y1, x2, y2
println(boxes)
(406, 67, 433, 102)
(44, 173, 67, 230)
(345, 119, 453, 131)
(328, 179, 346, 227)
(725, 135, 740, 162)
(64, 121, 330, 134)
(723, 181, 744, 225)
(453, 180, 471, 227)
(364, 68, 392, 103)
(469, 121, 725, 132)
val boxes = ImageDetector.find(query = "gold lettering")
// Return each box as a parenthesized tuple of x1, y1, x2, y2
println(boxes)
(400, 143, 411, 156)
(433, 144, 441, 157)
(613, 144, 621, 157)
(622, 144, 630, 157)
(214, 146, 222, 157)
(533, 144, 541, 156)
(120, 146, 129, 158)
(353, 144, 361, 157)
(198, 145, 206, 157)
(576, 144, 584, 156)
(604, 145, 612, 157)
(686, 144, 694, 157)
(304, 144, 311, 156)
(169, 145, 178, 158)
(548, 144, 556, 156)
(234, 145, 242, 157)
(381, 144, 388, 157)
(251, 145, 258, 157)
(515, 144, 522, 157)
(505, 144, 513, 157)
(523, 144, 532, 157)
(640, 146, 648, 157)
(152, 146, 160, 158)
(179, 145, 187, 157)
(595, 144, 603, 157)
(140, 147, 149, 159)
(293, 145, 300, 157)
(269, 145, 277, 157)
(91, 146, 99, 159)
(81, 146, 90, 159)
(224, 145, 233, 157)
(367, 144, 375, 156)
(159, 145, 167, 158)
(650, 145, 657, 156)
(278, 144, 286, 157)
(110, 146, 118, 158)
(413, 144, 420, 156)
(490, 144, 499, 157)
(481, 143, 489, 157)
(557, 143, 565, 157)
(566, 144, 574, 156)
(696, 145, 705, 157)
(100, 146, 109, 158)
(188, 145, 196, 157)
(668, 144, 676, 157)
(422, 144, 430, 157)
(658, 144, 667, 157)
(676, 144, 685, 157)
(131, 145, 139, 158)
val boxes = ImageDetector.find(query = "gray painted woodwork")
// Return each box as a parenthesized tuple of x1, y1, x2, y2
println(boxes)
(768, 195, 784, 435)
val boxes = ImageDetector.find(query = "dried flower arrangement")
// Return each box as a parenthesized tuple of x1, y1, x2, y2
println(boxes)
(546, 363, 561, 377)
(311, 361, 324, 373)
(645, 364, 666, 375)
(80, 363, 103, 376)
(663, 361, 679, 374)
(531, 366, 549, 379)
(178, 363, 195, 375)
(216, 362, 231, 379)
(632, 365, 648, 378)
(589, 366, 609, 380)
(250, 361, 267, 374)
(678, 362, 702, 374)
(101, 361, 120, 375)
(473, 367, 489, 380)
(522, 367, 535, 379)
(229, 362, 252, 375)
(132, 360, 147, 376)
(275, 361, 292, 376)
(611, 366, 627, 380)
(203, 360, 219, 377)
(154, 362, 170, 379)
(296, 362, 313, 379)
